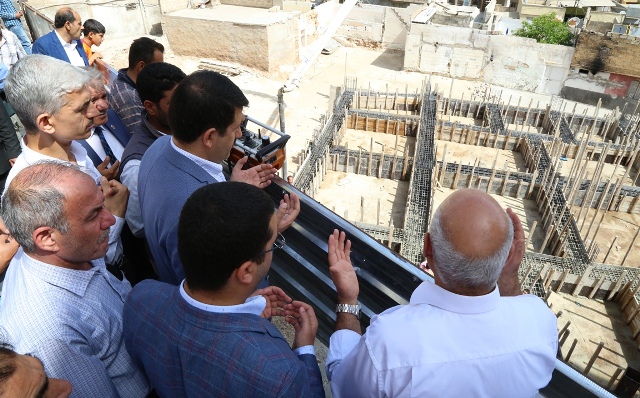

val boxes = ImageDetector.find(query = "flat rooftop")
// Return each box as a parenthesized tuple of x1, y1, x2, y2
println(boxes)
(167, 5, 298, 25)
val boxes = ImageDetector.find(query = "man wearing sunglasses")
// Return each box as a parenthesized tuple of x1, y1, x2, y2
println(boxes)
(123, 182, 324, 397)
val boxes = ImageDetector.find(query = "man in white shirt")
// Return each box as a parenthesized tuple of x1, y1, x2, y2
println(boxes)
(32, 7, 88, 67)
(325, 189, 558, 398)
(4, 55, 127, 273)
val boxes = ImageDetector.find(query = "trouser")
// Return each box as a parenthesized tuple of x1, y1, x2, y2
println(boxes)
(7, 24, 32, 55)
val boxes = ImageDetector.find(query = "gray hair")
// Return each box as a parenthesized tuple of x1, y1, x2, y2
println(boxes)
(429, 206, 514, 292)
(82, 66, 106, 93)
(1, 161, 86, 253)
(5, 55, 91, 133)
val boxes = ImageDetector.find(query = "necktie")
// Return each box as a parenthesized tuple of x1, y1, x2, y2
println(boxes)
(95, 126, 116, 166)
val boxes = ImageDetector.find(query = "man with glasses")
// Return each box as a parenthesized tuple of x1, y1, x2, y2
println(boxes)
(123, 182, 323, 397)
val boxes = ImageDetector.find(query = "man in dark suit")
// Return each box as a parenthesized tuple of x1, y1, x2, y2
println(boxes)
(138, 71, 289, 285)
(79, 68, 130, 181)
(32, 7, 89, 66)
(124, 182, 324, 397)
(0, 92, 19, 192)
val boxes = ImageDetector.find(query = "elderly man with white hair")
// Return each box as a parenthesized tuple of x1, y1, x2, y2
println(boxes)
(3, 54, 128, 275)
(325, 188, 558, 398)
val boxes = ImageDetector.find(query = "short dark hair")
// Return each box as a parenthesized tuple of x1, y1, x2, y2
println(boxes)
(136, 62, 186, 105)
(178, 182, 274, 292)
(0, 343, 17, 393)
(127, 37, 164, 70)
(169, 71, 249, 143)
(82, 19, 105, 36)
(53, 7, 76, 29)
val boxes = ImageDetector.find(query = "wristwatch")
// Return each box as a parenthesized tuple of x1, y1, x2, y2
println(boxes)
(336, 303, 360, 319)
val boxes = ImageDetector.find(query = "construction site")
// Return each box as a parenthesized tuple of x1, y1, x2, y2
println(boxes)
(290, 74, 640, 393)
(18, 0, 640, 393)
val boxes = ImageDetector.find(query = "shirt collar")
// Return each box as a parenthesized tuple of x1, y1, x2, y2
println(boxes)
(170, 138, 225, 182)
(410, 280, 501, 314)
(20, 140, 100, 184)
(179, 280, 267, 315)
(18, 248, 106, 297)
(54, 30, 74, 48)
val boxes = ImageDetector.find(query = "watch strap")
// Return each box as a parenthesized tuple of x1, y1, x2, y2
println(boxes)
(336, 303, 360, 318)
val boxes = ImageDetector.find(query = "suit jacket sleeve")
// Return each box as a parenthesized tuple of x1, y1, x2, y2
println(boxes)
(31, 36, 48, 55)
(277, 354, 325, 398)
(0, 100, 20, 161)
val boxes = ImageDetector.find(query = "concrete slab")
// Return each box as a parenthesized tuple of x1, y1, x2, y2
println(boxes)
(435, 140, 528, 173)
(167, 5, 298, 26)
(341, 128, 414, 155)
(314, 171, 409, 228)
(548, 291, 640, 389)
(432, 188, 545, 252)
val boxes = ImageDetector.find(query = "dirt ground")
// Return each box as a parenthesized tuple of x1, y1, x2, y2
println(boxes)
(314, 171, 409, 228)
(571, 207, 640, 267)
(432, 188, 545, 252)
(558, 157, 637, 187)
(435, 140, 528, 172)
(340, 128, 413, 156)
(549, 291, 640, 390)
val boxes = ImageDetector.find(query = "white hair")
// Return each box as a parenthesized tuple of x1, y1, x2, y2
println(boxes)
(5, 55, 91, 133)
(429, 206, 514, 292)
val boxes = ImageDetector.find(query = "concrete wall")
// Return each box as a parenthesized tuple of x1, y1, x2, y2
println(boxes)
(561, 70, 639, 108)
(518, 4, 565, 20)
(25, 0, 162, 38)
(404, 24, 574, 94)
(162, 11, 298, 73)
(335, 4, 411, 50)
(220, 0, 274, 8)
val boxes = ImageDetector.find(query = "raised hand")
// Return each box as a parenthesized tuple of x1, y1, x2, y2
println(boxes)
(101, 176, 129, 218)
(251, 286, 291, 318)
(230, 157, 276, 189)
(276, 193, 300, 233)
(96, 157, 120, 181)
(328, 229, 358, 305)
(284, 301, 318, 349)
(499, 208, 525, 296)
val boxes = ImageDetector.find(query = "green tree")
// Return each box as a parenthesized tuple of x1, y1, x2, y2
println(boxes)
(514, 13, 574, 46)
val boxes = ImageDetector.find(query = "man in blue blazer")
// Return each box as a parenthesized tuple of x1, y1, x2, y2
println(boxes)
(124, 182, 324, 397)
(78, 69, 130, 179)
(138, 71, 292, 286)
(32, 7, 89, 66)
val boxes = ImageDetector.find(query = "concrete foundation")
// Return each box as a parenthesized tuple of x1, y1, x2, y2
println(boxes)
(161, 6, 299, 73)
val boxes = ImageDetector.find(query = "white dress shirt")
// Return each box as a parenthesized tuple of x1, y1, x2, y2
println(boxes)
(0, 249, 150, 397)
(54, 30, 85, 67)
(326, 281, 558, 398)
(170, 138, 226, 182)
(179, 280, 315, 357)
(120, 159, 143, 237)
(85, 126, 126, 162)
(5, 140, 124, 265)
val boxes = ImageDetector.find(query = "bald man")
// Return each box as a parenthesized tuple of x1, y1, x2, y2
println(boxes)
(325, 189, 558, 398)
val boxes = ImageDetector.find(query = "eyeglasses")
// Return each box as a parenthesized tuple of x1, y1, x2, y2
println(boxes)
(253, 232, 285, 259)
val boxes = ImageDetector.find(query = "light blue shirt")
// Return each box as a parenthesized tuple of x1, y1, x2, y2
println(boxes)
(0, 249, 150, 397)
(0, 63, 7, 90)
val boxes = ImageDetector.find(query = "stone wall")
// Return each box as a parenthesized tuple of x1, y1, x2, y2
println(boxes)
(572, 31, 640, 79)
(404, 24, 574, 94)
(334, 4, 413, 50)
(162, 8, 298, 73)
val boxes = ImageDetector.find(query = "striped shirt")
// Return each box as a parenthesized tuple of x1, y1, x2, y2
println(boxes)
(0, 28, 25, 68)
(0, 249, 150, 397)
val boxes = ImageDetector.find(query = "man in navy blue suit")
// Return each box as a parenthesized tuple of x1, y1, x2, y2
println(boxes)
(79, 67, 130, 181)
(124, 182, 324, 397)
(32, 7, 88, 66)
